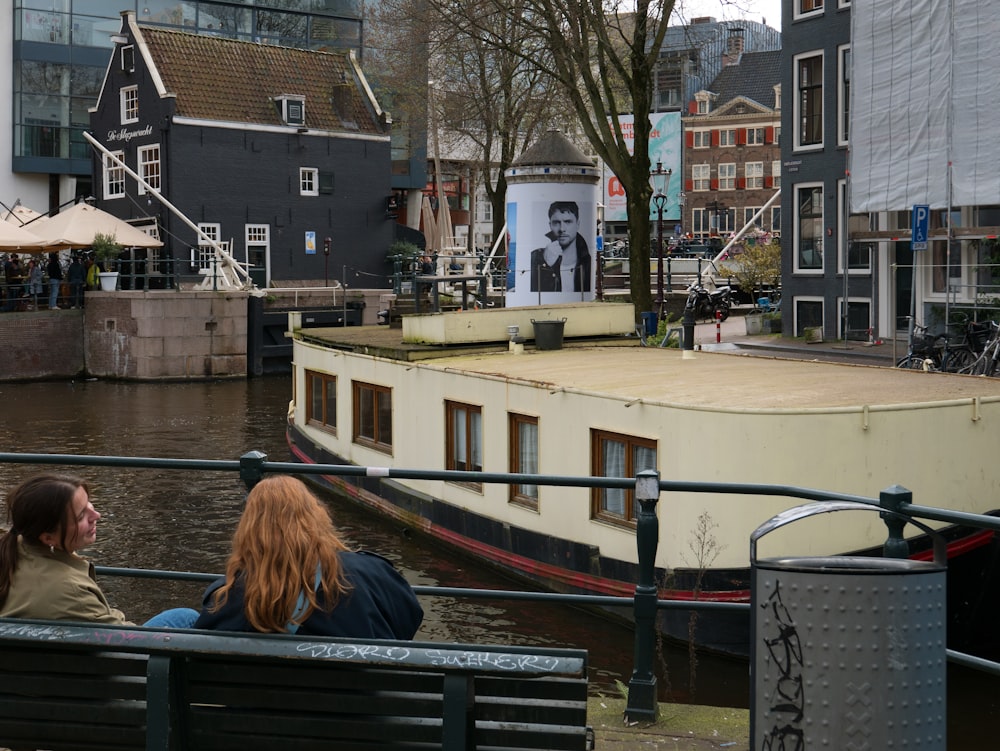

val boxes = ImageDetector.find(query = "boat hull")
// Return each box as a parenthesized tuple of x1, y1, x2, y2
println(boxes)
(287, 422, 1000, 659)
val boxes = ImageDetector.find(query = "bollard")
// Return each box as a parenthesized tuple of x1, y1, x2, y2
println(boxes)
(682, 291, 697, 355)
(239, 450, 268, 491)
(715, 309, 722, 343)
(750, 501, 946, 751)
(625, 470, 660, 722)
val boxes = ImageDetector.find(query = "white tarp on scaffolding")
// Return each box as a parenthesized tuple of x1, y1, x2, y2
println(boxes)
(849, 0, 1000, 211)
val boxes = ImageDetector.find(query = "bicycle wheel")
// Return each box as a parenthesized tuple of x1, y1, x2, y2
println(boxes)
(942, 346, 975, 373)
(896, 355, 938, 371)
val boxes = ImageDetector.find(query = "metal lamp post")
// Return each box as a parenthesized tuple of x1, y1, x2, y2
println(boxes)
(650, 162, 672, 321)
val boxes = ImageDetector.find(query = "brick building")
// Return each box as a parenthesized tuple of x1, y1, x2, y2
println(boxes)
(680, 50, 781, 245)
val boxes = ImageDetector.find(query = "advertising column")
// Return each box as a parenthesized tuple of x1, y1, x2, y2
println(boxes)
(505, 131, 601, 308)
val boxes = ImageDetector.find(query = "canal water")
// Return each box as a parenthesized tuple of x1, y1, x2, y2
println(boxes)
(0, 377, 995, 744)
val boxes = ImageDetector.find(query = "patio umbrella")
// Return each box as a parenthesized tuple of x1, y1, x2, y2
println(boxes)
(2, 204, 43, 227)
(0, 221, 48, 251)
(30, 202, 162, 250)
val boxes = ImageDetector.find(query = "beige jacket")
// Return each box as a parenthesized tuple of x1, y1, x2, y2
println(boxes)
(0, 539, 128, 624)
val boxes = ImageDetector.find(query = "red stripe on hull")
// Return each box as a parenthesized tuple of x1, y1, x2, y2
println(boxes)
(288, 431, 993, 606)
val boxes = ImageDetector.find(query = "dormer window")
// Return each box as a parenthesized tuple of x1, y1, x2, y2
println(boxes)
(774, 84, 782, 111)
(275, 95, 306, 126)
(121, 45, 135, 74)
(694, 91, 716, 115)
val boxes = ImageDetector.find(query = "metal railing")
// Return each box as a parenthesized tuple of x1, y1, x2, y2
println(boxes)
(1, 449, 998, 722)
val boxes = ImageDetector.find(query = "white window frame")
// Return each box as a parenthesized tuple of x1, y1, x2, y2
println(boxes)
(794, 51, 824, 151)
(120, 85, 138, 124)
(746, 128, 766, 146)
(195, 222, 221, 272)
(692, 164, 710, 192)
(838, 45, 851, 146)
(794, 182, 825, 274)
(745, 162, 764, 189)
(771, 206, 781, 236)
(719, 129, 737, 147)
(772, 160, 782, 189)
(137, 144, 160, 195)
(719, 163, 736, 191)
(245, 224, 270, 285)
(794, 296, 825, 338)
(103, 151, 125, 199)
(839, 179, 872, 274)
(693, 130, 711, 149)
(837, 297, 871, 340)
(795, 0, 824, 20)
(744, 207, 763, 228)
(300, 167, 319, 196)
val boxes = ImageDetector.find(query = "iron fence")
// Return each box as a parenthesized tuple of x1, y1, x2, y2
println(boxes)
(0, 449, 998, 722)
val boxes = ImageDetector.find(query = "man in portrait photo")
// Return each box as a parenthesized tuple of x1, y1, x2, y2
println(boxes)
(530, 201, 591, 292)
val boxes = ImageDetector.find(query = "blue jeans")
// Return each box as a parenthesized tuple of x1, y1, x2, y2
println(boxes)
(49, 279, 61, 308)
(143, 607, 199, 628)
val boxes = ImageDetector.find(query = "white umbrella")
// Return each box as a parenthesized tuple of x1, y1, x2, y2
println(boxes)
(0, 221, 48, 251)
(30, 203, 162, 250)
(2, 204, 43, 227)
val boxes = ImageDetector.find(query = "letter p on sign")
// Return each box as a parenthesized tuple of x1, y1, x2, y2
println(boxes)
(912, 204, 929, 251)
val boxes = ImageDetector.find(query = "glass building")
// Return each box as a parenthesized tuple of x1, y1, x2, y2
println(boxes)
(11, 1, 363, 200)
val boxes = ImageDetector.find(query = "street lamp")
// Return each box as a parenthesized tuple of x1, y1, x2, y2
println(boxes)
(650, 161, 672, 321)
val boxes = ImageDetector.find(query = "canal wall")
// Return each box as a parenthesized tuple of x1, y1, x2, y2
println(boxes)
(0, 287, 389, 382)
(84, 290, 248, 380)
(0, 310, 85, 381)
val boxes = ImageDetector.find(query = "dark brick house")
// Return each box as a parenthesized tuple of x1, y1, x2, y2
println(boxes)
(89, 11, 393, 290)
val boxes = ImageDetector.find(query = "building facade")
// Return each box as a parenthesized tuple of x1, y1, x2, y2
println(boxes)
(6, 1, 423, 217)
(89, 13, 391, 288)
(681, 50, 781, 243)
(781, 0, 1000, 341)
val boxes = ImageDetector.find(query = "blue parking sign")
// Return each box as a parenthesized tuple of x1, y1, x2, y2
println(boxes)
(912, 204, 929, 251)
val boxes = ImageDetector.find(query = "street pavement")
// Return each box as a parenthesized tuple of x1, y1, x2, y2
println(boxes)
(692, 311, 901, 368)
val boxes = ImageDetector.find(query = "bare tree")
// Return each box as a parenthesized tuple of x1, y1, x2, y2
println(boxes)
(368, 0, 561, 249)
(441, 0, 675, 318)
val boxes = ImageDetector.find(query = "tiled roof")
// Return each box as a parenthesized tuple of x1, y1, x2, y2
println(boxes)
(706, 50, 781, 110)
(138, 25, 385, 135)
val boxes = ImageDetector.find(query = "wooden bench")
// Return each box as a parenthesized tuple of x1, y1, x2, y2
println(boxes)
(0, 618, 591, 751)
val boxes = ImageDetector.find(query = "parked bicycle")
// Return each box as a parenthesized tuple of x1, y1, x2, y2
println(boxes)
(895, 324, 973, 373)
(897, 317, 994, 374)
(960, 320, 1000, 376)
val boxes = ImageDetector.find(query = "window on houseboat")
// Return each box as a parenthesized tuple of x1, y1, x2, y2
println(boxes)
(591, 430, 657, 525)
(446, 401, 482, 489)
(353, 381, 392, 453)
(508, 413, 538, 509)
(306, 370, 336, 433)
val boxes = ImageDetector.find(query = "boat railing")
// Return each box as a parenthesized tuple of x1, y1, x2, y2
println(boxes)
(1, 449, 998, 721)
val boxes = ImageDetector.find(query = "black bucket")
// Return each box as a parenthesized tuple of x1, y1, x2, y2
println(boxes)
(531, 318, 567, 350)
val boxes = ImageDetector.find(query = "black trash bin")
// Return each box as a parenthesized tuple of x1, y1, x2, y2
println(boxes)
(531, 318, 567, 350)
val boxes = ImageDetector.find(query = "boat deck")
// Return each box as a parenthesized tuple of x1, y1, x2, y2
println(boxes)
(298, 325, 1000, 410)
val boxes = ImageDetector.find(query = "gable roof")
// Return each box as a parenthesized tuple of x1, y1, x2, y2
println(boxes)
(706, 50, 781, 111)
(132, 18, 387, 136)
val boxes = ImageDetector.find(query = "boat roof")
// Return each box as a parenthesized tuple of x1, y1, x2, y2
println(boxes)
(296, 325, 1000, 411)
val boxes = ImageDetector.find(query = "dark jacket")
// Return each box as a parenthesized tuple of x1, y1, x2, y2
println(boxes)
(193, 550, 423, 639)
(47, 257, 63, 281)
(529, 234, 591, 292)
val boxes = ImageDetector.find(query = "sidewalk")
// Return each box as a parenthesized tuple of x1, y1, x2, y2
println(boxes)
(691, 312, 900, 368)
(588, 696, 749, 750)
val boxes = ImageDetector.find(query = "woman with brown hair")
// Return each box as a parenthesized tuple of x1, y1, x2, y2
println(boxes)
(195, 475, 423, 639)
(0, 474, 127, 623)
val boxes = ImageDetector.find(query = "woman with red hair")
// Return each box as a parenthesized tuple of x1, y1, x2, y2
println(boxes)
(195, 475, 422, 638)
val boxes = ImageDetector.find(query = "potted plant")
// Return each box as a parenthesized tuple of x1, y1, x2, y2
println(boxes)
(91, 232, 122, 291)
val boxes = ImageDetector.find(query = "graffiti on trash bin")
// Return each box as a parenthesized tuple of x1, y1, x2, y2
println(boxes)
(760, 581, 805, 751)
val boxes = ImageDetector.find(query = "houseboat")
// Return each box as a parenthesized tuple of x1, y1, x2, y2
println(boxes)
(286, 302, 1000, 657)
